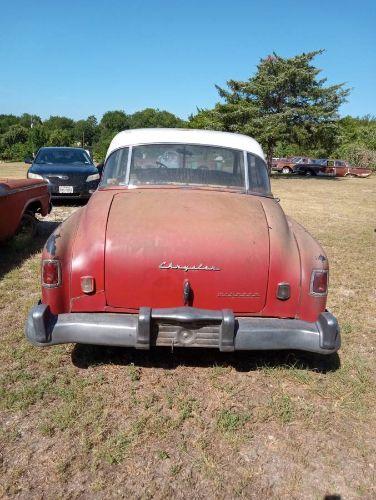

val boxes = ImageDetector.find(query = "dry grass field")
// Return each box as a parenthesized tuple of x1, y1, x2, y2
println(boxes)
(0, 163, 375, 498)
(0, 162, 29, 179)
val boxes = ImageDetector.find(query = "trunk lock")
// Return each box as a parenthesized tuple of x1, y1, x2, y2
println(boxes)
(183, 279, 193, 306)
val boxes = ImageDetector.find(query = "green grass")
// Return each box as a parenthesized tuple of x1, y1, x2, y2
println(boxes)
(216, 409, 250, 432)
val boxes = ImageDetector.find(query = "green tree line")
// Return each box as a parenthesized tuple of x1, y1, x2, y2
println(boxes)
(0, 109, 185, 163)
(1, 51, 375, 169)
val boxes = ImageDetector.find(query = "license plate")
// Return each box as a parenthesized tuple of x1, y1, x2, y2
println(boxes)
(59, 186, 74, 194)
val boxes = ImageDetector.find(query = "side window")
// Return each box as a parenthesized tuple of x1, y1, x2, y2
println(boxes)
(247, 153, 271, 195)
(100, 148, 129, 186)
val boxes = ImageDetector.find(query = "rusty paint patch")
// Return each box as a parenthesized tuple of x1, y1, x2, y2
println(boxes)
(46, 232, 61, 256)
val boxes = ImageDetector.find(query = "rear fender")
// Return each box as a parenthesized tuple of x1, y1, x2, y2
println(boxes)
(42, 208, 83, 314)
(260, 198, 301, 318)
(289, 218, 329, 322)
(69, 191, 114, 311)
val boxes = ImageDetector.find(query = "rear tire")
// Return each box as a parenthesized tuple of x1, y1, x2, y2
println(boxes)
(16, 212, 37, 240)
(282, 167, 292, 174)
(306, 169, 316, 176)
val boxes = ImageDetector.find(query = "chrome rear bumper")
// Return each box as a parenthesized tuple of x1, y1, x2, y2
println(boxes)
(25, 304, 340, 355)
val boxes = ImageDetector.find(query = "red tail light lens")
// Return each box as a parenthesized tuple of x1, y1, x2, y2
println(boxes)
(310, 270, 328, 296)
(42, 259, 61, 288)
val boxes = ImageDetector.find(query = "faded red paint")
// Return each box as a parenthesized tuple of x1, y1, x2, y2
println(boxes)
(41, 185, 330, 324)
(324, 159, 373, 177)
(331, 160, 372, 177)
(300, 159, 373, 177)
(0, 178, 50, 241)
(272, 157, 311, 173)
(105, 190, 269, 313)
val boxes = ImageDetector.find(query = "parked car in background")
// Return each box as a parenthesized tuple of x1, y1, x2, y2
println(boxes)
(0, 178, 50, 242)
(297, 159, 372, 177)
(26, 128, 340, 356)
(272, 156, 311, 174)
(26, 147, 101, 199)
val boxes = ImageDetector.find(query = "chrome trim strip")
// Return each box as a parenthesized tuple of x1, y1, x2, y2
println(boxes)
(125, 145, 133, 185)
(45, 174, 69, 180)
(243, 150, 249, 193)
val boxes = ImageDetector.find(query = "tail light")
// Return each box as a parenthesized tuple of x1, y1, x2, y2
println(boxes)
(42, 259, 61, 288)
(310, 270, 328, 296)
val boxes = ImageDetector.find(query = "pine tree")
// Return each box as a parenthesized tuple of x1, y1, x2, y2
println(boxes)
(192, 50, 350, 172)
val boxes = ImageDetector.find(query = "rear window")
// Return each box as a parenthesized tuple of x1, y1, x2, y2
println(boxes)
(101, 144, 270, 196)
(129, 144, 245, 190)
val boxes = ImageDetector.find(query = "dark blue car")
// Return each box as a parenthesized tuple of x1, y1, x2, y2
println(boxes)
(26, 147, 100, 200)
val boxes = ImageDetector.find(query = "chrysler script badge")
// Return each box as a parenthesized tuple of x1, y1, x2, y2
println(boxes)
(159, 261, 221, 272)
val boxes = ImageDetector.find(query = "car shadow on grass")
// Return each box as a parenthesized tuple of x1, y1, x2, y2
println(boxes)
(0, 220, 59, 280)
(72, 345, 340, 374)
(271, 174, 340, 181)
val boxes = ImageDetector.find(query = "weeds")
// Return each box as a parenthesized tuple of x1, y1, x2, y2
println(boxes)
(216, 409, 250, 432)
(128, 363, 141, 382)
(101, 433, 131, 464)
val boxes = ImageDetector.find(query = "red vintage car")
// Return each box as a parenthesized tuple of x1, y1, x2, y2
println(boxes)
(297, 159, 372, 177)
(26, 129, 340, 355)
(272, 156, 311, 174)
(0, 178, 51, 242)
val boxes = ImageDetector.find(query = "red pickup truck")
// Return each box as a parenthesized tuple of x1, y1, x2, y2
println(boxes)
(0, 178, 51, 242)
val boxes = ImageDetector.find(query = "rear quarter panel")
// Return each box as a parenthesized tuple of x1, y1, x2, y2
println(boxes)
(41, 191, 114, 315)
(348, 166, 373, 177)
(69, 191, 114, 312)
(259, 198, 301, 318)
(41, 208, 83, 314)
(288, 218, 329, 322)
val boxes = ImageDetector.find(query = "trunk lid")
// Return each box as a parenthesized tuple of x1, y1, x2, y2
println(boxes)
(105, 189, 270, 313)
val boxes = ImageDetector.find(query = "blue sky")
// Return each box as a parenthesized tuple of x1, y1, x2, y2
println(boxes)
(0, 0, 375, 121)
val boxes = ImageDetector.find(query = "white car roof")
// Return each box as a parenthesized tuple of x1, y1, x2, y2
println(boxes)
(106, 128, 265, 159)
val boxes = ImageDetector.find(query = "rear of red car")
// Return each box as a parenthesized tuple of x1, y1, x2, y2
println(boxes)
(25, 129, 340, 355)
